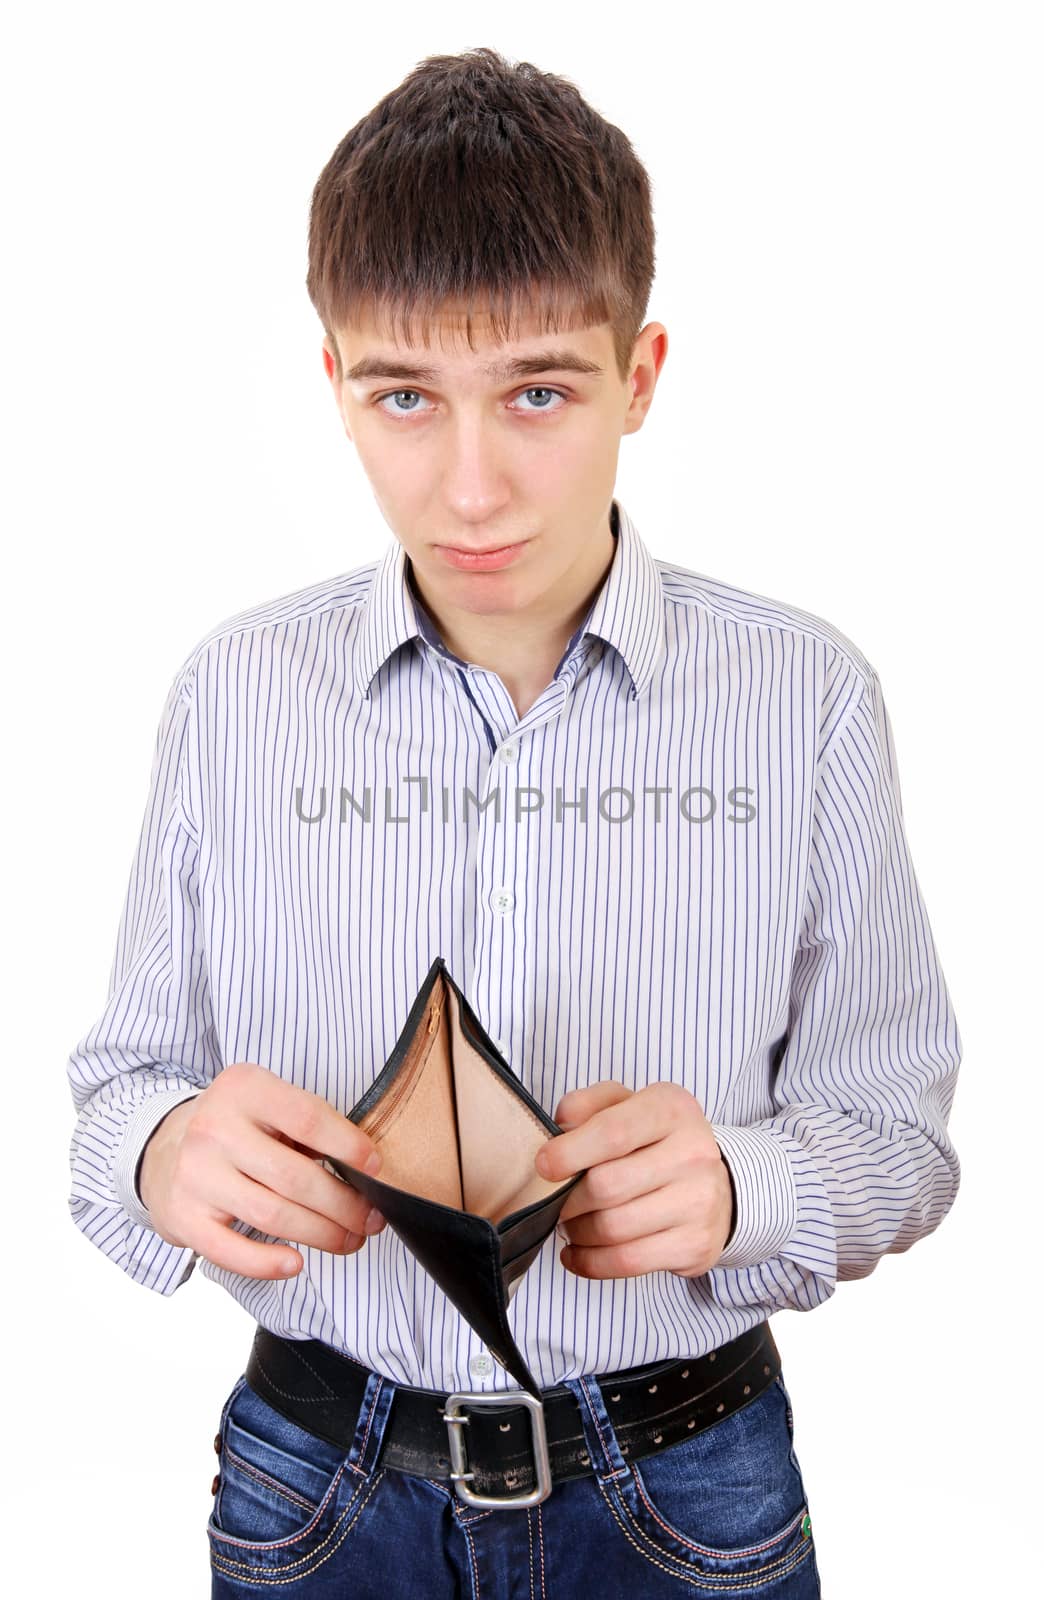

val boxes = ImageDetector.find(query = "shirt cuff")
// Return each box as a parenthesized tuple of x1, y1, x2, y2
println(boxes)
(113, 1088, 202, 1231)
(710, 1125, 799, 1270)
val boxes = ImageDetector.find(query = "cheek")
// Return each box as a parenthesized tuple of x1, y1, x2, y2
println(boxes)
(349, 430, 427, 504)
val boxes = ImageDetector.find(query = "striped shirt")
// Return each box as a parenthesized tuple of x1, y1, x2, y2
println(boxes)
(65, 497, 963, 1393)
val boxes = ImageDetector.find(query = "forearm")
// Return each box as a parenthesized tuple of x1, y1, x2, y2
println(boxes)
(709, 1097, 961, 1316)
(703, 665, 963, 1318)
(65, 660, 217, 1294)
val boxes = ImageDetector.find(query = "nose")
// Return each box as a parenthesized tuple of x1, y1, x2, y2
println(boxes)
(439, 411, 511, 525)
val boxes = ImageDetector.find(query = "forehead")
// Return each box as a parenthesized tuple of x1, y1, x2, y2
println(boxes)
(333, 300, 613, 379)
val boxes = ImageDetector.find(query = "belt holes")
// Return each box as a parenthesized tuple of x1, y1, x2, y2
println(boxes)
(579, 1453, 589, 1465)
(647, 1383, 657, 1394)
(743, 1385, 751, 1395)
(498, 1422, 511, 1431)
(716, 1402, 725, 1413)
(653, 1433, 663, 1444)
(763, 1364, 771, 1375)
(681, 1369, 689, 1378)
(687, 1419, 696, 1429)
(610, 1392, 621, 1402)
(708, 1352, 716, 1361)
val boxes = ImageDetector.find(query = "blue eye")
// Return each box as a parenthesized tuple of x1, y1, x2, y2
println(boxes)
(513, 387, 567, 413)
(374, 390, 432, 417)
(372, 387, 568, 419)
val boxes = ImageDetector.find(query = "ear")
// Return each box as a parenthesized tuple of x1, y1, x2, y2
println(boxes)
(321, 341, 353, 441)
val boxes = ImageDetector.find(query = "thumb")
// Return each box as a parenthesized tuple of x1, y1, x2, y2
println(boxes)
(555, 1080, 632, 1127)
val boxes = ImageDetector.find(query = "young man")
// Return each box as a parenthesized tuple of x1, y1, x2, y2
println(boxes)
(66, 46, 961, 1598)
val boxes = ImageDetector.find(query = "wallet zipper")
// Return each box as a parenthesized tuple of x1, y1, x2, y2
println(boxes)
(363, 996, 444, 1141)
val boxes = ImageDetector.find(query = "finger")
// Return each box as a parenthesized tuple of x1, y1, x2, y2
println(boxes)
(560, 1224, 690, 1281)
(558, 1185, 676, 1250)
(229, 1062, 383, 1175)
(538, 1084, 665, 1182)
(205, 1162, 368, 1258)
(190, 1211, 310, 1280)
(272, 1132, 322, 1158)
(555, 1138, 665, 1223)
(554, 1080, 633, 1128)
(537, 1081, 634, 1180)
(235, 1123, 385, 1238)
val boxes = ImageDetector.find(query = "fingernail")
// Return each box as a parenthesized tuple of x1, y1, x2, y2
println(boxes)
(365, 1151, 382, 1174)
(364, 1207, 384, 1233)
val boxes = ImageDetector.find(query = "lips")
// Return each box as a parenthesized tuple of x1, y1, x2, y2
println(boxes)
(441, 542, 522, 556)
(434, 539, 530, 572)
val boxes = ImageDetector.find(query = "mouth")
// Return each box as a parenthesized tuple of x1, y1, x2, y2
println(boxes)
(433, 539, 531, 572)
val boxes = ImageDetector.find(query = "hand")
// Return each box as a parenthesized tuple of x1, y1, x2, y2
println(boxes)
(137, 1060, 387, 1280)
(535, 1080, 735, 1280)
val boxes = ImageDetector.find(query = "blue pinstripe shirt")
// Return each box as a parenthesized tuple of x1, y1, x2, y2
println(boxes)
(65, 497, 962, 1392)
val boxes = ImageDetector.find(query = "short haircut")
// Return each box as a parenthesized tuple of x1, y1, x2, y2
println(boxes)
(307, 46, 656, 385)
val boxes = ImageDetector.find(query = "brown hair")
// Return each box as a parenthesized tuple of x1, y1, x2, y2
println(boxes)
(306, 46, 656, 385)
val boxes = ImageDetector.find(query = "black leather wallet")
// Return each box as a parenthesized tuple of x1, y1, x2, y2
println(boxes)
(325, 956, 585, 1398)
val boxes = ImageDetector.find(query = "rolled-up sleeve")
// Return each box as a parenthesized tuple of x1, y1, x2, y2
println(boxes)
(708, 667, 962, 1311)
(66, 659, 220, 1294)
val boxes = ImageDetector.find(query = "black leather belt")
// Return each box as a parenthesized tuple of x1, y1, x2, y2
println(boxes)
(245, 1319, 782, 1512)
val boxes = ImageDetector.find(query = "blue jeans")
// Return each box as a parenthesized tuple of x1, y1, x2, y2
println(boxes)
(208, 1362, 822, 1596)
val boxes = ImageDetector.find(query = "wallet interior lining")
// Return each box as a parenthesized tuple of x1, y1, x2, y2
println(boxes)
(355, 973, 567, 1223)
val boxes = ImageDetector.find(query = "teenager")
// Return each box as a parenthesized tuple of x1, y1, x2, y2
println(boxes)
(66, 45, 961, 1598)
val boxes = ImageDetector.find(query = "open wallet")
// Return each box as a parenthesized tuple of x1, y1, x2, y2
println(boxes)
(324, 956, 585, 1400)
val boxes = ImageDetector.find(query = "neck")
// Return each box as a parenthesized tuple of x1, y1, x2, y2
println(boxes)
(408, 504, 618, 717)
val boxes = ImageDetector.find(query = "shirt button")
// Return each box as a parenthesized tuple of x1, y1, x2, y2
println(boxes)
(491, 888, 514, 913)
(499, 742, 519, 763)
(470, 1353, 494, 1377)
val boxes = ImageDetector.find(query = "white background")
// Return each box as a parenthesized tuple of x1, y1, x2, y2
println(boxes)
(4, 3, 1040, 1594)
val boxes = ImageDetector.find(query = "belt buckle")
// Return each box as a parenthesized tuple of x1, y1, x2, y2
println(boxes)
(441, 1389, 552, 1509)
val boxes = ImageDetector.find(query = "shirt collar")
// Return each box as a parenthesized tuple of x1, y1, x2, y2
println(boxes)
(352, 497, 665, 703)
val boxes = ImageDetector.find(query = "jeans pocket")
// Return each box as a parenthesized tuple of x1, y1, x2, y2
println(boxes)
(208, 1376, 353, 1564)
(608, 1377, 815, 1588)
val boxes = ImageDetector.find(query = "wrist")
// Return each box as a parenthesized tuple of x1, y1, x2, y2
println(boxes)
(137, 1097, 197, 1214)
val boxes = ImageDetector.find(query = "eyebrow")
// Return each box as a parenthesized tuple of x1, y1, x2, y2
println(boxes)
(342, 348, 605, 384)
